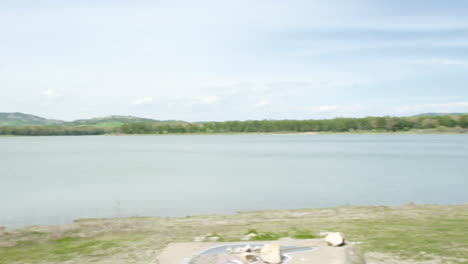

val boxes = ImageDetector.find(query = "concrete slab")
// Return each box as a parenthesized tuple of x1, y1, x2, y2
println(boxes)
(155, 238, 365, 264)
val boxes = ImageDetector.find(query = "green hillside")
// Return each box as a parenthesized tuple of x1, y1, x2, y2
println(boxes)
(0, 112, 64, 126)
(414, 113, 466, 117)
(0, 113, 182, 128)
(66, 115, 184, 128)
(0, 113, 186, 135)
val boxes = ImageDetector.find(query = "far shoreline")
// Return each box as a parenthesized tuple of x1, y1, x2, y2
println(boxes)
(1, 129, 467, 137)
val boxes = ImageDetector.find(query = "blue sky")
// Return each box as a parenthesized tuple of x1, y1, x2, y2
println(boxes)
(1, 0, 467, 121)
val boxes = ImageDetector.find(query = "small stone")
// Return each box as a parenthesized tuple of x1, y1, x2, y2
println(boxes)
(241, 233, 258, 241)
(233, 244, 253, 253)
(193, 236, 205, 242)
(234, 247, 243, 253)
(325, 232, 345, 247)
(226, 246, 233, 253)
(252, 246, 262, 253)
(240, 252, 258, 263)
(207, 236, 219, 242)
(241, 244, 252, 252)
(260, 244, 282, 264)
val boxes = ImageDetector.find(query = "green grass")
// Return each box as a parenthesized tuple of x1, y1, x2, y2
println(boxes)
(346, 217, 468, 261)
(291, 230, 317, 239)
(251, 232, 287, 241)
(245, 229, 258, 235)
(242, 228, 316, 240)
(0, 236, 124, 263)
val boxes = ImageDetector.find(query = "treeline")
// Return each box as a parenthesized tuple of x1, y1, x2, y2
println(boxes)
(119, 115, 468, 134)
(1, 115, 467, 136)
(0, 125, 106, 136)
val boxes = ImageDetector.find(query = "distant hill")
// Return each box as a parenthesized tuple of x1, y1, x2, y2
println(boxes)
(67, 115, 184, 128)
(2, 112, 466, 128)
(0, 112, 64, 126)
(414, 113, 466, 117)
(0, 113, 183, 127)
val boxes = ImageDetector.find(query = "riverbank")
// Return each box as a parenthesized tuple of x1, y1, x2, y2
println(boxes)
(1, 127, 467, 137)
(0, 204, 466, 264)
(108, 128, 468, 136)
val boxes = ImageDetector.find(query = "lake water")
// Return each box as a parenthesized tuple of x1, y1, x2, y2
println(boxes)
(1, 134, 467, 229)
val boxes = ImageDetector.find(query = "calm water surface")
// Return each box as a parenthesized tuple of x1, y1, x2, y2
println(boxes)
(1, 134, 467, 229)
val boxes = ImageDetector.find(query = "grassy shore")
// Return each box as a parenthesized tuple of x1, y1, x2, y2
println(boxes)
(0, 204, 467, 264)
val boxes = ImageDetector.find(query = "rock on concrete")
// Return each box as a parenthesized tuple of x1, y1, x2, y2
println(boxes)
(325, 232, 345, 247)
(193, 236, 205, 242)
(207, 236, 220, 242)
(240, 252, 258, 263)
(260, 243, 282, 264)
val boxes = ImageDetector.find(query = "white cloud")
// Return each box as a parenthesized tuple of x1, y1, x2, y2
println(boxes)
(255, 99, 270, 108)
(312, 105, 338, 112)
(196, 96, 219, 104)
(130, 96, 153, 105)
(393, 102, 468, 115)
(408, 58, 468, 67)
(42, 89, 59, 98)
(183, 95, 221, 107)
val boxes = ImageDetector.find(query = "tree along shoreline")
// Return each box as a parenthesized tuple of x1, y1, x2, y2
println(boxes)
(1, 115, 467, 136)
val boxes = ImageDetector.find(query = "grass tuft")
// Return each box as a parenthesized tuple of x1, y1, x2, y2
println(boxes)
(245, 229, 258, 235)
(251, 232, 286, 241)
(291, 230, 316, 239)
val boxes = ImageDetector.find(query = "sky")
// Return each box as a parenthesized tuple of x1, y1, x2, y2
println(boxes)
(1, 0, 468, 121)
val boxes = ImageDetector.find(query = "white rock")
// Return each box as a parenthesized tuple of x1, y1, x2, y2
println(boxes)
(241, 233, 258, 241)
(325, 232, 345, 247)
(193, 236, 205, 242)
(260, 244, 282, 264)
(207, 236, 220, 242)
